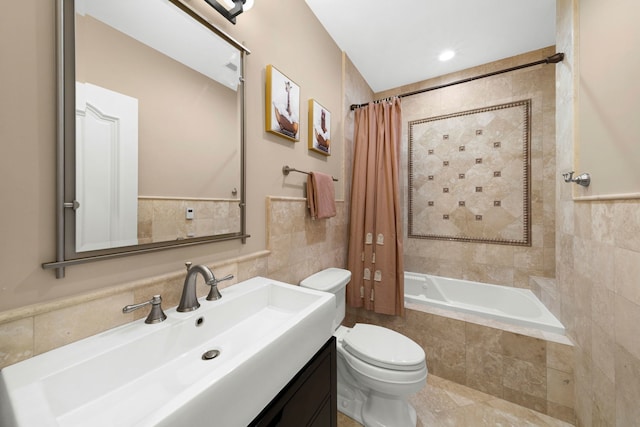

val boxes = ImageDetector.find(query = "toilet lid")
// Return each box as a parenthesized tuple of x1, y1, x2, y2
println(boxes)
(342, 324, 425, 371)
(300, 268, 351, 293)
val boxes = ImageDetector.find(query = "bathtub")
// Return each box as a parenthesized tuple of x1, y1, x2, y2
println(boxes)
(404, 272, 565, 335)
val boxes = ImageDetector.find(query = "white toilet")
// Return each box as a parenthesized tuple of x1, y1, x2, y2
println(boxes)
(301, 268, 427, 427)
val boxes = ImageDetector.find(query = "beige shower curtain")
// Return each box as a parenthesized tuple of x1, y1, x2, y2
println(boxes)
(347, 98, 404, 316)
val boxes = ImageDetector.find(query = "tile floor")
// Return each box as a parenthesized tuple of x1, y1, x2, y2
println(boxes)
(337, 375, 573, 427)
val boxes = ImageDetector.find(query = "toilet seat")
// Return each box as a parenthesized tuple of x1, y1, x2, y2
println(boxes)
(342, 324, 425, 371)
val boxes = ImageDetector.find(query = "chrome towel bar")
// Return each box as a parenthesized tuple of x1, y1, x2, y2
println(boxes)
(282, 165, 338, 182)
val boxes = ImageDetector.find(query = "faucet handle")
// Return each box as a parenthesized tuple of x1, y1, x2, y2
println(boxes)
(216, 274, 234, 284)
(123, 295, 167, 324)
(185, 261, 193, 271)
(206, 274, 234, 301)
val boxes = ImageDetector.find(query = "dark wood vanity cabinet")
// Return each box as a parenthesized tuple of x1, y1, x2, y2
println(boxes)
(249, 337, 337, 427)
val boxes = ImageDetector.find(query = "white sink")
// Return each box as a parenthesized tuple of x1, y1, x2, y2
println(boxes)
(0, 277, 335, 427)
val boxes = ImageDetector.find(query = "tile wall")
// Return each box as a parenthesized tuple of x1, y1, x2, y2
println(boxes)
(265, 197, 347, 285)
(556, 1, 640, 424)
(137, 197, 241, 243)
(0, 252, 267, 369)
(378, 47, 557, 288)
(0, 197, 348, 370)
(408, 100, 531, 245)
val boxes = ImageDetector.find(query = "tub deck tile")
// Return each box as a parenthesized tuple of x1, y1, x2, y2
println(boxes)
(345, 304, 575, 424)
(405, 301, 572, 345)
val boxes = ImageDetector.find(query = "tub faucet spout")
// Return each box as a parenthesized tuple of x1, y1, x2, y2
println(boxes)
(177, 262, 215, 312)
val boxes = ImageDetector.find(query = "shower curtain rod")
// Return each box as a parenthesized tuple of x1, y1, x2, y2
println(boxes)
(349, 52, 564, 111)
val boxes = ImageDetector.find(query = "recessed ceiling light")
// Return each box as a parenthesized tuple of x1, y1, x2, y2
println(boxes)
(438, 50, 455, 62)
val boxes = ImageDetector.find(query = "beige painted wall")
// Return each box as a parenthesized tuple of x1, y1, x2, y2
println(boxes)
(575, 0, 640, 198)
(556, 0, 640, 425)
(77, 14, 240, 199)
(0, 0, 343, 312)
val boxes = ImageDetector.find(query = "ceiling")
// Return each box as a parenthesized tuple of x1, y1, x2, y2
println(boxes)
(305, 0, 556, 93)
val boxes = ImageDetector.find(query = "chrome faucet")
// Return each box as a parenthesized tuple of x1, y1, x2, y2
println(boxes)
(177, 262, 234, 312)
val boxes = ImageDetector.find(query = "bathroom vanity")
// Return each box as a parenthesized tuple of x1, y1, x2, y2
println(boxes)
(250, 337, 337, 427)
(0, 278, 336, 426)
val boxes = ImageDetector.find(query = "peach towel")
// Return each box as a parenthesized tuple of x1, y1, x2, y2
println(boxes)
(307, 172, 336, 219)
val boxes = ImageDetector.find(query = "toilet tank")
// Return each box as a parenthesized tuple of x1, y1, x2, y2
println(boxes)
(300, 268, 351, 331)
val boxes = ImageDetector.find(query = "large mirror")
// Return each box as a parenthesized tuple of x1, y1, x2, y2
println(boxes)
(44, 0, 249, 276)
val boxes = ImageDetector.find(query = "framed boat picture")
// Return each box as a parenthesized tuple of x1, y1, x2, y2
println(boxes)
(265, 65, 300, 141)
(308, 99, 331, 156)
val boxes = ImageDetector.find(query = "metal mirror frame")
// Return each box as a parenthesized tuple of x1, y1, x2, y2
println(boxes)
(43, 0, 250, 278)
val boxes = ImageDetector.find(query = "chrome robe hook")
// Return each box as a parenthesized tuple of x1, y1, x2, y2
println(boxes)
(562, 171, 591, 187)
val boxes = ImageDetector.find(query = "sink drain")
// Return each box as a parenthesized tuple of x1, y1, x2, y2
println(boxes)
(202, 349, 221, 360)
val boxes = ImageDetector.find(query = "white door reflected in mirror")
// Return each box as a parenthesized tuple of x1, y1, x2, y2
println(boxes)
(75, 82, 139, 252)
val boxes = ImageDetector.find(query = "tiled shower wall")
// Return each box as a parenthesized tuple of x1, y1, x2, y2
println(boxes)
(378, 47, 556, 288)
(555, 0, 640, 425)
(408, 100, 531, 246)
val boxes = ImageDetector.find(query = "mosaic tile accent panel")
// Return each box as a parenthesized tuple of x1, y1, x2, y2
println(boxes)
(408, 100, 531, 246)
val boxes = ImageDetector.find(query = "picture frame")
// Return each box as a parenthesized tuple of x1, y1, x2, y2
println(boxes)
(308, 99, 331, 156)
(265, 65, 300, 141)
